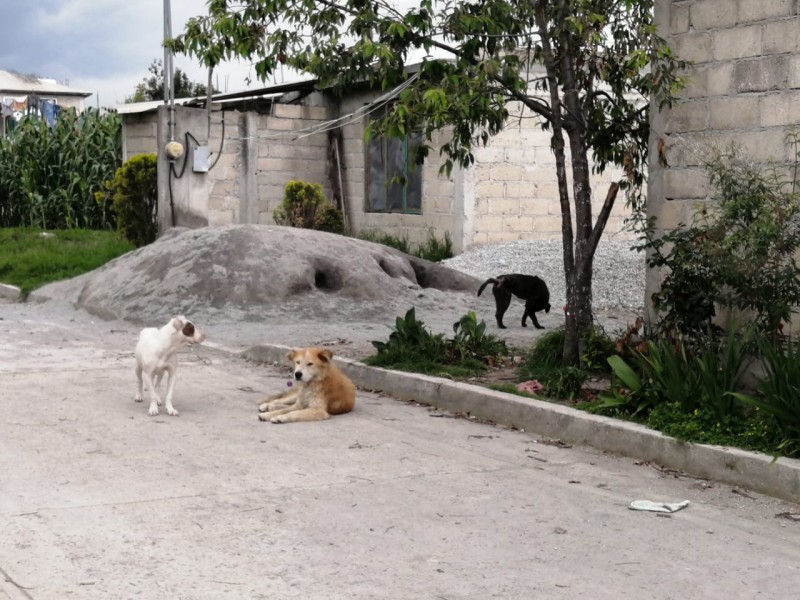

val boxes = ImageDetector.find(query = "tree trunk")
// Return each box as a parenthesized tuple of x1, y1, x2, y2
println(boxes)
(532, 0, 621, 364)
(562, 124, 594, 363)
(563, 253, 594, 364)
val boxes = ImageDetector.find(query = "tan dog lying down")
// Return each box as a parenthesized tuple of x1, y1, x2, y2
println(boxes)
(258, 347, 356, 423)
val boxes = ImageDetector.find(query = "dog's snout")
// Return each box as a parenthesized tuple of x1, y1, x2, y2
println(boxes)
(294, 371, 303, 381)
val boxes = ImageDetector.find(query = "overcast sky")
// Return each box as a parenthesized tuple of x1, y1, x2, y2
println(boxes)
(0, 0, 284, 107)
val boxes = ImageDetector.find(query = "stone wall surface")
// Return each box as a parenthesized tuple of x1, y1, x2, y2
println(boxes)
(648, 0, 800, 307)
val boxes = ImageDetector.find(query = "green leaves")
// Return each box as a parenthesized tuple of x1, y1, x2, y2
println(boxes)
(0, 110, 121, 230)
(272, 179, 344, 234)
(367, 307, 507, 377)
(169, 0, 682, 186)
(100, 153, 158, 248)
(640, 139, 800, 337)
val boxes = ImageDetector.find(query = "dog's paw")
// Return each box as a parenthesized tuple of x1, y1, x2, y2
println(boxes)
(521, 322, 528, 328)
(167, 408, 179, 416)
(134, 394, 143, 403)
(148, 405, 159, 416)
(258, 412, 271, 422)
(535, 324, 545, 330)
(270, 415, 288, 424)
(258, 402, 269, 413)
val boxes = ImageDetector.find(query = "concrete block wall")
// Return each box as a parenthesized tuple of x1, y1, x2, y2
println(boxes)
(254, 101, 332, 224)
(206, 112, 242, 226)
(121, 112, 158, 161)
(337, 91, 457, 249)
(160, 102, 333, 228)
(648, 0, 800, 304)
(466, 101, 630, 248)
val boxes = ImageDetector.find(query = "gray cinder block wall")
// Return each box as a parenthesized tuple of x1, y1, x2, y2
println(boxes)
(647, 0, 800, 312)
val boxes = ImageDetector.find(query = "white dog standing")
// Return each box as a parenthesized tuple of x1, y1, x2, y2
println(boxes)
(134, 315, 206, 416)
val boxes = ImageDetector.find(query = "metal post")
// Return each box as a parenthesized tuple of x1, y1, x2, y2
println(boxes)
(163, 0, 175, 141)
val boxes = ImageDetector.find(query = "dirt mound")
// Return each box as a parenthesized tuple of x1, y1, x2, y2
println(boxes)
(31, 225, 482, 325)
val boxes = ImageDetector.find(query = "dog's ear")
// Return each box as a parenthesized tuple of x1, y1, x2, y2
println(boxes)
(286, 349, 299, 363)
(171, 317, 184, 331)
(318, 349, 333, 363)
(182, 322, 195, 337)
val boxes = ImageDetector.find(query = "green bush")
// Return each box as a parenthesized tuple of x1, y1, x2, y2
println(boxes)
(637, 133, 800, 337)
(647, 401, 782, 454)
(273, 180, 345, 234)
(733, 338, 800, 457)
(451, 311, 508, 362)
(517, 326, 614, 399)
(96, 154, 158, 248)
(596, 327, 752, 419)
(0, 109, 121, 229)
(314, 202, 345, 234)
(366, 307, 507, 377)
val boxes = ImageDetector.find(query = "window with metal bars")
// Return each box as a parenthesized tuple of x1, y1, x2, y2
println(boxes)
(366, 125, 423, 214)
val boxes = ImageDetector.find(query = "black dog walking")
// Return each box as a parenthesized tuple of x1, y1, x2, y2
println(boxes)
(477, 274, 551, 329)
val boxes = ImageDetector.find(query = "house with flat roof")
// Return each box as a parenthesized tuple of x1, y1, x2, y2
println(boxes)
(118, 72, 631, 251)
(0, 69, 92, 135)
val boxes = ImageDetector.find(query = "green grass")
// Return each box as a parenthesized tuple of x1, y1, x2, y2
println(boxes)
(364, 353, 489, 379)
(352, 228, 453, 262)
(0, 228, 134, 296)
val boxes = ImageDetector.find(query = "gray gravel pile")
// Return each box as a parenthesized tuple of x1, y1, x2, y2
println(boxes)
(442, 239, 646, 312)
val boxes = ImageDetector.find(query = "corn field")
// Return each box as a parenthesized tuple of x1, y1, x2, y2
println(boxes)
(0, 109, 122, 229)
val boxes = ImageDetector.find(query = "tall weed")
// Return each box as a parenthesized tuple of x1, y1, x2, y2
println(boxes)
(733, 338, 800, 456)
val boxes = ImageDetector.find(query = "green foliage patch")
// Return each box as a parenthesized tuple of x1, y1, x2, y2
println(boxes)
(637, 132, 800, 337)
(0, 110, 122, 230)
(354, 228, 454, 262)
(96, 154, 158, 248)
(0, 228, 133, 296)
(273, 180, 345, 234)
(365, 308, 507, 378)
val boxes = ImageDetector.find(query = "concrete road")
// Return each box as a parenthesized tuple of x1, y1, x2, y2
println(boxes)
(1, 302, 799, 600)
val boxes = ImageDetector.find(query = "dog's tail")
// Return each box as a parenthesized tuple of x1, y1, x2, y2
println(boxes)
(477, 278, 500, 297)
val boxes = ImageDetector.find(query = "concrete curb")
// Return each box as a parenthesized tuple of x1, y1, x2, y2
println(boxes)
(0, 283, 21, 302)
(243, 343, 800, 504)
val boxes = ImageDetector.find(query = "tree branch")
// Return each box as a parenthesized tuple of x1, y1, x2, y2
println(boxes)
(582, 181, 620, 271)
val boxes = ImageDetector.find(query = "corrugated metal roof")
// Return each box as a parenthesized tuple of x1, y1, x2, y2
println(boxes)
(113, 98, 196, 114)
(0, 69, 92, 97)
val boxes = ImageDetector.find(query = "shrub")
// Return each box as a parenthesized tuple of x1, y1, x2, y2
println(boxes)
(366, 307, 507, 377)
(314, 202, 345, 234)
(733, 338, 800, 457)
(273, 180, 344, 234)
(451, 311, 508, 363)
(596, 326, 753, 419)
(96, 153, 158, 248)
(0, 109, 121, 229)
(517, 326, 614, 399)
(646, 401, 783, 454)
(637, 133, 800, 337)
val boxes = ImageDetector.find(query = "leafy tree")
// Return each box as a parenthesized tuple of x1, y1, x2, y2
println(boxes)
(125, 59, 212, 103)
(168, 0, 686, 363)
